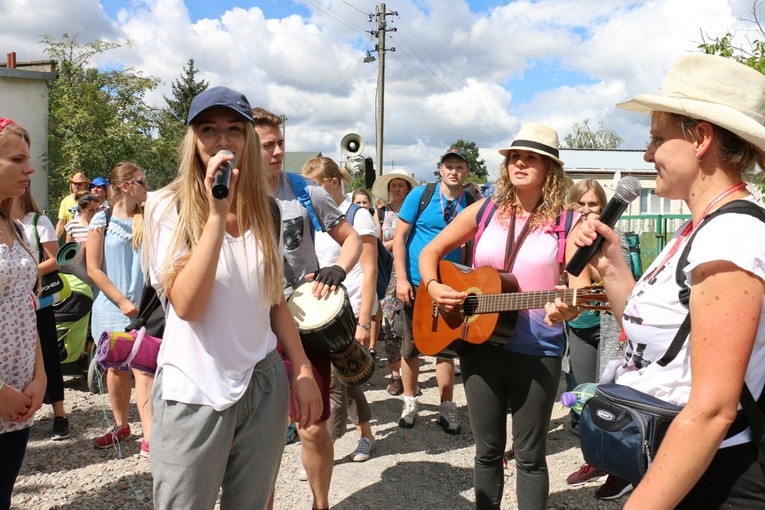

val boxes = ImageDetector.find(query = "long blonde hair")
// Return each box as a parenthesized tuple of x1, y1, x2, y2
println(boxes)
(147, 122, 283, 306)
(566, 178, 607, 213)
(493, 156, 567, 228)
(109, 161, 144, 250)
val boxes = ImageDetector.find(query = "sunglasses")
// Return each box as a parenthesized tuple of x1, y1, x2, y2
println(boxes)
(127, 178, 148, 188)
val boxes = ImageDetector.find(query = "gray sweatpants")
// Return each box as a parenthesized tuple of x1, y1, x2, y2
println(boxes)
(151, 349, 289, 510)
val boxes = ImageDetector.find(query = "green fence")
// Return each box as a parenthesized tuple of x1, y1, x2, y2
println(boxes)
(617, 214, 691, 270)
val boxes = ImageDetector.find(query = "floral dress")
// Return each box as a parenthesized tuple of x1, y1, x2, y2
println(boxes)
(0, 234, 39, 434)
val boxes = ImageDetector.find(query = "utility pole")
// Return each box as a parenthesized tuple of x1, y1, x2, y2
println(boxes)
(368, 3, 397, 178)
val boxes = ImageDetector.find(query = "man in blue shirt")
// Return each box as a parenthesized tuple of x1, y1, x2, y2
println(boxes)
(392, 148, 472, 434)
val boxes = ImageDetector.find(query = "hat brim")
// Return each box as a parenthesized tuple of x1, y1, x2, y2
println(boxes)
(372, 173, 419, 200)
(617, 94, 765, 151)
(498, 146, 564, 166)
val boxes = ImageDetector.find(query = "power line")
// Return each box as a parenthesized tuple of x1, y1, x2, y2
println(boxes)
(299, 0, 368, 34)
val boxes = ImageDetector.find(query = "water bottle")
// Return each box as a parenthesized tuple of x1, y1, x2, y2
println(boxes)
(560, 382, 598, 415)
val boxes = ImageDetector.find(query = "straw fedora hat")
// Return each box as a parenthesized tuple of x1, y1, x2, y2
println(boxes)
(617, 53, 765, 150)
(499, 123, 564, 166)
(69, 172, 90, 184)
(372, 169, 419, 200)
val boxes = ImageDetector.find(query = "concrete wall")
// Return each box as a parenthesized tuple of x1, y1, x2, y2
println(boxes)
(0, 68, 56, 210)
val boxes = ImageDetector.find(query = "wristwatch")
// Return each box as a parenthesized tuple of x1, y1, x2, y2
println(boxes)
(357, 322, 371, 330)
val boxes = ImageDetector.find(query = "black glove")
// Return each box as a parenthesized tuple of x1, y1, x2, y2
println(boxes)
(314, 265, 346, 287)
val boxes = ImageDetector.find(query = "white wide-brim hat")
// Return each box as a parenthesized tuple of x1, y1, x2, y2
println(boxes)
(499, 123, 564, 166)
(617, 53, 765, 150)
(372, 169, 419, 200)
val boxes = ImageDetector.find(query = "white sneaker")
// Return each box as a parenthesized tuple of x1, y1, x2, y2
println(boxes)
(351, 437, 376, 462)
(397, 396, 418, 428)
(437, 400, 461, 434)
(298, 468, 308, 481)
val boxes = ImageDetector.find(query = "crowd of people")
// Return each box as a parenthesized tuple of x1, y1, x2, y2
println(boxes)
(1, 51, 765, 510)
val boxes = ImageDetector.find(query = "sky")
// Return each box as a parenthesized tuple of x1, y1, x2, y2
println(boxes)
(1, 0, 762, 181)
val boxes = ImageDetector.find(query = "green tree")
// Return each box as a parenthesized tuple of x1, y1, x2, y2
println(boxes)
(433, 139, 488, 181)
(43, 33, 161, 205)
(563, 119, 623, 149)
(698, 1, 765, 74)
(152, 59, 209, 188)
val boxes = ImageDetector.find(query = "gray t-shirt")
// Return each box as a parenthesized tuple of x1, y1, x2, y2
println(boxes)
(273, 171, 344, 296)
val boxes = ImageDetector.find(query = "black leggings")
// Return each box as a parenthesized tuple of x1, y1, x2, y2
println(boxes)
(460, 345, 561, 510)
(0, 428, 31, 510)
(36, 306, 64, 404)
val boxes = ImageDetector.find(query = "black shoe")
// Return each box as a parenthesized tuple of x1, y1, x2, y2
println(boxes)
(51, 416, 70, 440)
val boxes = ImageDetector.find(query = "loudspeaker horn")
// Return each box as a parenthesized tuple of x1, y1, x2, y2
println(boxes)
(340, 133, 365, 158)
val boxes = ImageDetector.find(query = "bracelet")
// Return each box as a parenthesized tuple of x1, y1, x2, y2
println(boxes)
(357, 322, 371, 331)
(425, 278, 438, 291)
(0, 380, 4, 391)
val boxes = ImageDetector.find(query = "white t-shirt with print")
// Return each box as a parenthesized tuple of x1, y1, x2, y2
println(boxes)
(314, 197, 378, 317)
(612, 198, 765, 448)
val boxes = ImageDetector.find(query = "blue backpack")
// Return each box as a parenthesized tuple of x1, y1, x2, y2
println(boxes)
(346, 202, 393, 300)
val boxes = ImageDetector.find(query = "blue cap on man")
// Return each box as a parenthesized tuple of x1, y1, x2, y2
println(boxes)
(186, 86, 254, 125)
(90, 177, 109, 189)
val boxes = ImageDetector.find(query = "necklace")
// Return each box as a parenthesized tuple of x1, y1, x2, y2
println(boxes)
(643, 181, 748, 282)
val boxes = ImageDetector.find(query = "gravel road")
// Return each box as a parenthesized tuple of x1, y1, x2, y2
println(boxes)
(12, 356, 625, 509)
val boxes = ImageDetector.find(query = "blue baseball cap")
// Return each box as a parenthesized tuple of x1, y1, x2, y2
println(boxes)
(90, 177, 109, 189)
(187, 86, 254, 125)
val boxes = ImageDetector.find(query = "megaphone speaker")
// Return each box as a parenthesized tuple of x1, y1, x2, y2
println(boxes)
(341, 133, 365, 158)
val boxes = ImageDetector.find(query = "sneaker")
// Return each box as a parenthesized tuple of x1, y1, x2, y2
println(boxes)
(595, 475, 634, 500)
(93, 424, 131, 449)
(386, 376, 403, 396)
(351, 437, 376, 462)
(437, 400, 461, 435)
(298, 468, 308, 481)
(566, 463, 607, 487)
(454, 361, 461, 376)
(502, 448, 514, 469)
(139, 440, 150, 458)
(51, 416, 70, 440)
(397, 396, 418, 428)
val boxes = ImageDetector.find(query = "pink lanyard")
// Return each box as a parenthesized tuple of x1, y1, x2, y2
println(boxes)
(645, 182, 747, 281)
(439, 188, 464, 224)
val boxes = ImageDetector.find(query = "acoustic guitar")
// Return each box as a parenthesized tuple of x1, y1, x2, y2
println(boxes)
(413, 260, 608, 356)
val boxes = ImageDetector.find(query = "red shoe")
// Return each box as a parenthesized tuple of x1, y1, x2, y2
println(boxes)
(93, 424, 131, 449)
(566, 463, 607, 486)
(139, 439, 150, 458)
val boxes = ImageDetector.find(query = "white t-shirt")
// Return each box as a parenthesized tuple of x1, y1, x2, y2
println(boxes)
(610, 198, 765, 448)
(143, 191, 279, 411)
(314, 198, 378, 317)
(19, 212, 57, 262)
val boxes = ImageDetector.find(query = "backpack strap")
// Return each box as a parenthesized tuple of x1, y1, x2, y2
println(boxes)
(286, 172, 324, 232)
(416, 182, 437, 220)
(346, 202, 361, 227)
(31, 213, 42, 258)
(552, 208, 576, 268)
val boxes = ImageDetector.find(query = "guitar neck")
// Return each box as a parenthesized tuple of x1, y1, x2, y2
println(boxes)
(473, 289, 579, 314)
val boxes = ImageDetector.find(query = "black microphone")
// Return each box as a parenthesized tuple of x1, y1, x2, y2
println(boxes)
(212, 149, 235, 199)
(564, 176, 642, 277)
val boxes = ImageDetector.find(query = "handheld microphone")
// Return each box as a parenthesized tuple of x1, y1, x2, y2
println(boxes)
(212, 150, 235, 199)
(564, 176, 642, 277)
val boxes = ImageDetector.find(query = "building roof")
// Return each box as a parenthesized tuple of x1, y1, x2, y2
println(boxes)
(560, 148, 655, 175)
(283, 151, 322, 174)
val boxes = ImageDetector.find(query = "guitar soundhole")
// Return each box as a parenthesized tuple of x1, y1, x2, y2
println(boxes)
(462, 294, 479, 316)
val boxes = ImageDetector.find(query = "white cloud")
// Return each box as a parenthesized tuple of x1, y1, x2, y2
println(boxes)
(1, 0, 759, 181)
